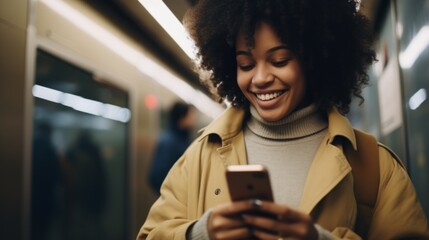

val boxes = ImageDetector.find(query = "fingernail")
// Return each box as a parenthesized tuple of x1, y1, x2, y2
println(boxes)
(250, 199, 262, 208)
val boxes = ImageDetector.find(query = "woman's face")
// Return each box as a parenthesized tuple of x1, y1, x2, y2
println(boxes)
(235, 22, 307, 122)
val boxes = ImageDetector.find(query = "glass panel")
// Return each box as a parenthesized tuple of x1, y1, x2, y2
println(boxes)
(349, 2, 407, 163)
(348, 64, 382, 139)
(31, 49, 130, 240)
(375, 3, 407, 163)
(396, 0, 429, 217)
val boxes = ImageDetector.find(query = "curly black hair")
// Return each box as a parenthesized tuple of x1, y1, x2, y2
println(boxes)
(184, 0, 376, 114)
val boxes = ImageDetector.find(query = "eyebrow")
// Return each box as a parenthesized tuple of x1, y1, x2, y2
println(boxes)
(236, 45, 289, 56)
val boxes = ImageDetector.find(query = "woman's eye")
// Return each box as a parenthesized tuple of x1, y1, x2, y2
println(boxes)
(271, 59, 290, 67)
(238, 64, 254, 71)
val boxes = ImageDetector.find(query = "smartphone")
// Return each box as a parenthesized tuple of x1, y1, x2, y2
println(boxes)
(226, 164, 274, 202)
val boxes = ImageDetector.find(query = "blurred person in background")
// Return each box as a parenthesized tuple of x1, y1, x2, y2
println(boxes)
(138, 0, 429, 239)
(148, 101, 196, 195)
(31, 121, 60, 240)
(63, 131, 107, 240)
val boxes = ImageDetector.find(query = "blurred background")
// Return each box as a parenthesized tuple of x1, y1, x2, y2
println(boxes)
(0, 0, 428, 239)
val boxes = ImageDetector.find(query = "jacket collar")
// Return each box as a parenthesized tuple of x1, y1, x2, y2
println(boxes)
(326, 107, 357, 150)
(198, 106, 356, 149)
(197, 107, 245, 143)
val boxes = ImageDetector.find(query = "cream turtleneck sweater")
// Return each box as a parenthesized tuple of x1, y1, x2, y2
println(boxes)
(244, 104, 328, 208)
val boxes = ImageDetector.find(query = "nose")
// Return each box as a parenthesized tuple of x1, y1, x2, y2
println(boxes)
(252, 64, 274, 87)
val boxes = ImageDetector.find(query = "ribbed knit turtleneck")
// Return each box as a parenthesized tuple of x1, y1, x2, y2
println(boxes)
(244, 104, 328, 208)
(246, 104, 327, 140)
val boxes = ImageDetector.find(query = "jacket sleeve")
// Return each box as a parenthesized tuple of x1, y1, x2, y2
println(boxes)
(325, 146, 429, 240)
(137, 153, 197, 240)
(368, 146, 429, 240)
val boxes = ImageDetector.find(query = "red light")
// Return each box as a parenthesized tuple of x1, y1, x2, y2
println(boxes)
(144, 94, 158, 109)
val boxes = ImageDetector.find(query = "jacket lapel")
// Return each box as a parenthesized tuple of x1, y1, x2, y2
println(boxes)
(299, 135, 351, 213)
(299, 108, 356, 214)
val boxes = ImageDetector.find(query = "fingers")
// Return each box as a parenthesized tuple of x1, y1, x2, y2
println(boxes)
(209, 226, 252, 240)
(208, 201, 256, 240)
(242, 200, 318, 239)
(250, 227, 300, 240)
(212, 200, 256, 216)
(208, 200, 318, 239)
(250, 200, 309, 223)
(210, 212, 244, 230)
(244, 215, 315, 239)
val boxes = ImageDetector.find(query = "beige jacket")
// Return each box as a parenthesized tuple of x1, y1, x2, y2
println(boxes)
(138, 107, 429, 240)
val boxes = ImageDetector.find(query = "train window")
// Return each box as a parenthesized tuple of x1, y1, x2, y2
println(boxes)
(31, 49, 129, 240)
(348, 0, 429, 219)
(396, 0, 429, 219)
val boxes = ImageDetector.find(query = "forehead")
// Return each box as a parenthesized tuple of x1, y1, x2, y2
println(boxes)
(236, 22, 282, 50)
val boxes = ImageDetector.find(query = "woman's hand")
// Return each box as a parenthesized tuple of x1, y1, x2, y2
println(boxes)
(242, 199, 319, 240)
(207, 199, 318, 240)
(208, 200, 256, 240)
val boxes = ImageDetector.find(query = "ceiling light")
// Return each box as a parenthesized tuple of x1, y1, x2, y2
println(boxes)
(138, 0, 196, 60)
(409, 88, 427, 110)
(399, 26, 429, 69)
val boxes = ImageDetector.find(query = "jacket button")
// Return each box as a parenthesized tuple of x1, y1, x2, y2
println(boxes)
(214, 188, 221, 195)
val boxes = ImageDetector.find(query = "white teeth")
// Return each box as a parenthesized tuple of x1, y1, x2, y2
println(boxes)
(255, 91, 283, 101)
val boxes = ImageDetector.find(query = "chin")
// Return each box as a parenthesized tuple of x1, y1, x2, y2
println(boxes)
(259, 111, 288, 122)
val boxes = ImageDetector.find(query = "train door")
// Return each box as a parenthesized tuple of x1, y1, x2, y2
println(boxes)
(31, 49, 130, 240)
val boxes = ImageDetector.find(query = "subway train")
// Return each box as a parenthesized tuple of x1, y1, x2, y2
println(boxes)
(1, 0, 428, 239)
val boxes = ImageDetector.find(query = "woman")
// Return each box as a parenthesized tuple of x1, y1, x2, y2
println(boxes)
(138, 0, 429, 239)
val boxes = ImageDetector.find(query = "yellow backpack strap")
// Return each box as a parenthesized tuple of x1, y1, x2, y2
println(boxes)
(345, 129, 380, 238)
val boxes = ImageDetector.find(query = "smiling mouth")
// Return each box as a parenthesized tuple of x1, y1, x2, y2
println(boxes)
(255, 91, 285, 101)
